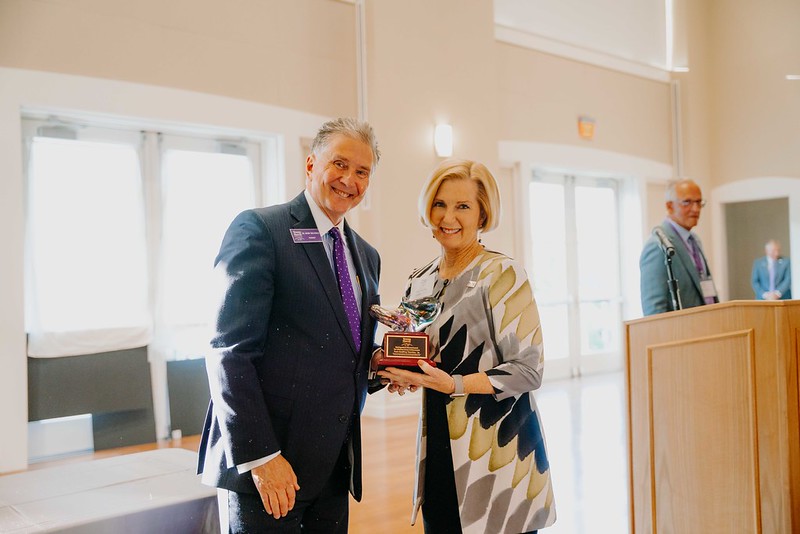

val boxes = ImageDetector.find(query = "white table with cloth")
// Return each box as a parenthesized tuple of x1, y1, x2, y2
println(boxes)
(0, 448, 218, 533)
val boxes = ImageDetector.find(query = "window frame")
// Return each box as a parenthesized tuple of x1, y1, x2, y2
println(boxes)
(21, 115, 272, 359)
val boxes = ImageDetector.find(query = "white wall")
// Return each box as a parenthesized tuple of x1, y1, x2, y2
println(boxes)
(495, 0, 669, 75)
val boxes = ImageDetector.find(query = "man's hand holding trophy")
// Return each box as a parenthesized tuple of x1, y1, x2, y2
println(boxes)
(369, 296, 442, 372)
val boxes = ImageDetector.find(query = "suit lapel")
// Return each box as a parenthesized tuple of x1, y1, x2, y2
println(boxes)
(289, 194, 359, 355)
(777, 258, 787, 279)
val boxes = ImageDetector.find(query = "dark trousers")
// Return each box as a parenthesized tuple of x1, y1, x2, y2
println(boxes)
(422, 390, 463, 534)
(218, 447, 351, 534)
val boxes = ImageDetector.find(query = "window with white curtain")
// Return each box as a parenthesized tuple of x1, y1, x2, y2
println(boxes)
(23, 117, 263, 360)
(154, 135, 258, 360)
(24, 127, 150, 356)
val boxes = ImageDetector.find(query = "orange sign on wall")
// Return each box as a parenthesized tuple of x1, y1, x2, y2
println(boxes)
(578, 116, 595, 140)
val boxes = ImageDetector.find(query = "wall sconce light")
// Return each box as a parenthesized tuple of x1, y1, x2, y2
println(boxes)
(434, 124, 453, 158)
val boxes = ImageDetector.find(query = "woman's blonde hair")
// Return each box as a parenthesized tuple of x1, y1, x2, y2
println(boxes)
(418, 158, 501, 232)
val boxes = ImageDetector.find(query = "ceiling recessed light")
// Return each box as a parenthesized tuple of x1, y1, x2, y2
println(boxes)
(785, 74, 800, 80)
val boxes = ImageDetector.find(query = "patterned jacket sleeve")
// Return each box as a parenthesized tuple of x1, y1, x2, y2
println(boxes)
(482, 256, 545, 400)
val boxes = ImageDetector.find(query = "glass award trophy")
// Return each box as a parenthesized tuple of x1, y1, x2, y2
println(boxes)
(369, 296, 442, 371)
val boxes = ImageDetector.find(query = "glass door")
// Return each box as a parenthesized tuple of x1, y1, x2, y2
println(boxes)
(527, 171, 623, 378)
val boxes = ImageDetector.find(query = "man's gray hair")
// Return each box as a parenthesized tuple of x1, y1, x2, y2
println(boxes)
(310, 117, 380, 167)
(665, 178, 699, 202)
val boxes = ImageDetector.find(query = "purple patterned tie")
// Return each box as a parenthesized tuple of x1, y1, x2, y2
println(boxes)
(329, 227, 361, 352)
(688, 235, 715, 304)
(687, 235, 705, 275)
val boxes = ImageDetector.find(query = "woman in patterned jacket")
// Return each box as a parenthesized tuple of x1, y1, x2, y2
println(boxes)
(379, 159, 556, 534)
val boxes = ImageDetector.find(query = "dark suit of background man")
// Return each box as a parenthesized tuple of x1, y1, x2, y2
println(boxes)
(751, 239, 792, 300)
(198, 118, 382, 533)
(640, 179, 719, 316)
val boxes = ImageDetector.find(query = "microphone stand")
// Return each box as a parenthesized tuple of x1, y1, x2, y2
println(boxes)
(662, 248, 682, 312)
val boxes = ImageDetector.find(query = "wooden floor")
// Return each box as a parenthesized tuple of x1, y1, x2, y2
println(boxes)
(349, 414, 422, 533)
(22, 372, 630, 533)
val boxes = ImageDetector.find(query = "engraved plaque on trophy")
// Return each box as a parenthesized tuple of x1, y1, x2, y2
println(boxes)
(369, 296, 442, 372)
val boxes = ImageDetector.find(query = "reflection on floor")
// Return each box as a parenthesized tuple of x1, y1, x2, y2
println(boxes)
(351, 370, 630, 534)
(537, 371, 629, 534)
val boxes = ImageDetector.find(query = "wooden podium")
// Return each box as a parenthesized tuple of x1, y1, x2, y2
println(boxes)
(625, 301, 800, 533)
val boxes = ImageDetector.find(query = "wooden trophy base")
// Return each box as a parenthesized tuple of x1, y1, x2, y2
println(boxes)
(378, 331, 435, 372)
(376, 357, 437, 372)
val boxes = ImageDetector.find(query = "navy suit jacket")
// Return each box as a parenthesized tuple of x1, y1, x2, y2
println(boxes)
(751, 256, 791, 299)
(197, 192, 381, 502)
(640, 221, 716, 316)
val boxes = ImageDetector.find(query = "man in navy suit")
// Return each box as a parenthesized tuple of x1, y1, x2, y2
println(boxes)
(198, 118, 382, 533)
(640, 179, 718, 316)
(751, 239, 791, 300)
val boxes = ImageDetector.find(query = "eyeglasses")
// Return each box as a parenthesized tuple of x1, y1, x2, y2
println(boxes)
(677, 199, 706, 208)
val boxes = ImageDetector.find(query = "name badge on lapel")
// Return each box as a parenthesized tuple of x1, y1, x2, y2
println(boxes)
(701, 279, 717, 299)
(290, 229, 322, 243)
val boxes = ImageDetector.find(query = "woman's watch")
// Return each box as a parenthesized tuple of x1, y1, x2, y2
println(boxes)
(450, 374, 465, 398)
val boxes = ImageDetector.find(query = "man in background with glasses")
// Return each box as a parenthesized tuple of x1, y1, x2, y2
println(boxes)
(640, 179, 718, 315)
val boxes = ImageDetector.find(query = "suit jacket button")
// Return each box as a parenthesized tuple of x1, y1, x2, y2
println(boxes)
(339, 415, 348, 424)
